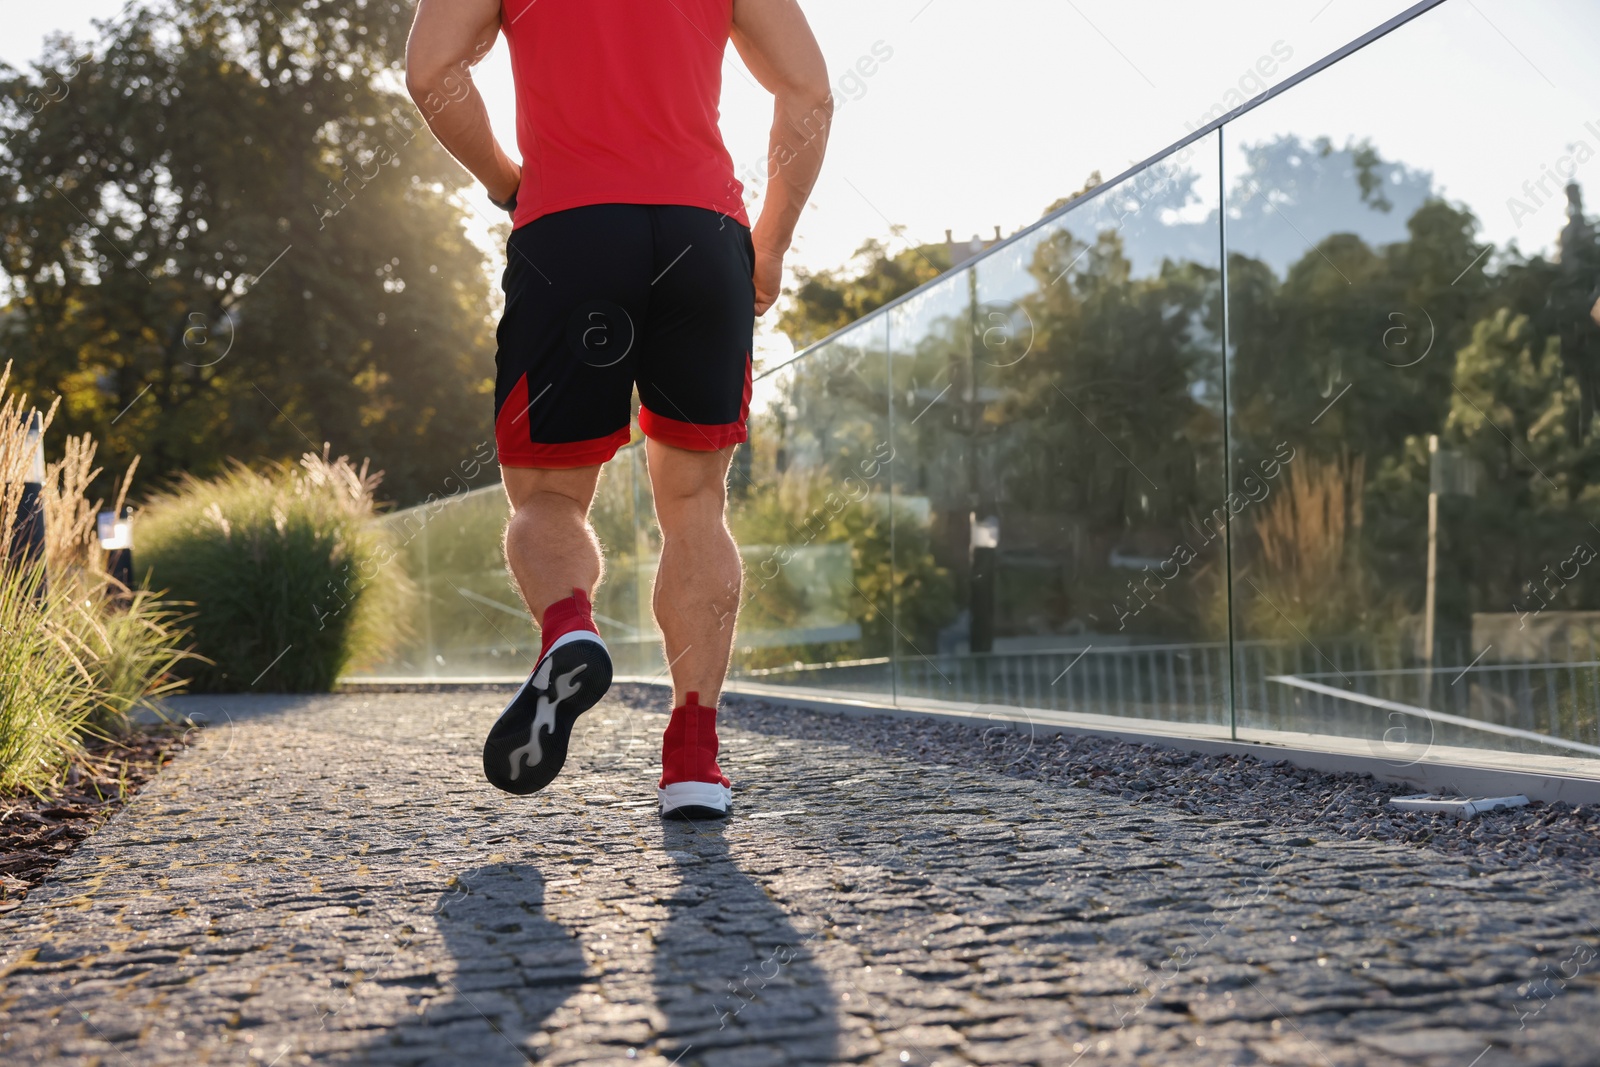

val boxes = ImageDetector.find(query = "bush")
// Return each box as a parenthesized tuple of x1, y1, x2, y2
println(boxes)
(59, 589, 194, 733)
(0, 364, 189, 794)
(137, 451, 409, 692)
(0, 564, 95, 793)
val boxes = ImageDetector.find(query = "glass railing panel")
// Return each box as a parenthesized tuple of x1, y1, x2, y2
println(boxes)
(348, 2, 1600, 775)
(590, 443, 662, 678)
(727, 325, 894, 694)
(358, 451, 651, 680)
(1221, 0, 1600, 762)
(371, 484, 529, 678)
(885, 271, 971, 705)
(889, 133, 1231, 723)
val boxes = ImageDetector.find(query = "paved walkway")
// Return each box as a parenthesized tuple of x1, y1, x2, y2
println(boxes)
(2, 690, 1599, 1066)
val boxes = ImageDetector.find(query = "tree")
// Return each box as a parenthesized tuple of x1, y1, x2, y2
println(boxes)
(777, 230, 951, 349)
(0, 0, 498, 507)
(776, 170, 1115, 352)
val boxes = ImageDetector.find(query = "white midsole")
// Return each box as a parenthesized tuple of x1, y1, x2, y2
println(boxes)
(658, 780, 733, 813)
(497, 630, 608, 715)
(543, 629, 607, 657)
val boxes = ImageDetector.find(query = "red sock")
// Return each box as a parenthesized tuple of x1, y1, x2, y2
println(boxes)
(660, 691, 729, 787)
(538, 587, 597, 661)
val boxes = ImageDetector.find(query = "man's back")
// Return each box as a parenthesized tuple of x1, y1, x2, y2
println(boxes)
(502, 0, 747, 228)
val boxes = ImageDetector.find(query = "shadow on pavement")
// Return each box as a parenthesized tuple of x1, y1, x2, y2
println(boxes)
(653, 819, 840, 1066)
(351, 863, 587, 1065)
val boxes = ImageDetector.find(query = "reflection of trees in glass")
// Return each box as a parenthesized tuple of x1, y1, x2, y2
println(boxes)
(1226, 136, 1600, 650)
(588, 452, 655, 654)
(1225, 192, 1476, 642)
(1236, 455, 1396, 641)
(901, 192, 1229, 643)
(1225, 136, 1436, 277)
(1023, 237, 1223, 638)
(729, 465, 952, 670)
(1430, 309, 1600, 633)
(777, 235, 952, 348)
(379, 488, 524, 672)
(730, 343, 953, 669)
(733, 134, 1600, 675)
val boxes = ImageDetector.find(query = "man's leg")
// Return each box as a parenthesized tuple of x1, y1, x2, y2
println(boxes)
(482, 462, 613, 797)
(502, 464, 604, 617)
(645, 438, 741, 706)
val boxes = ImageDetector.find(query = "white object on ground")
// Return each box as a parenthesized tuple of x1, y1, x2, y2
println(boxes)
(1387, 794, 1529, 818)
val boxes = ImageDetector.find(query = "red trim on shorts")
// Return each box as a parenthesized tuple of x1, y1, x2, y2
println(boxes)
(638, 353, 752, 451)
(495, 374, 631, 468)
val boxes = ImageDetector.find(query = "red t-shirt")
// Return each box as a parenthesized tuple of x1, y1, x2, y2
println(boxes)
(501, 0, 749, 229)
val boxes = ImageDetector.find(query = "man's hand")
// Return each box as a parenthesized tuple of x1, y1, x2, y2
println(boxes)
(489, 164, 522, 210)
(753, 239, 784, 316)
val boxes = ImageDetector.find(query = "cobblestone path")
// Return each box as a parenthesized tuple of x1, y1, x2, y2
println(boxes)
(3, 690, 1599, 1066)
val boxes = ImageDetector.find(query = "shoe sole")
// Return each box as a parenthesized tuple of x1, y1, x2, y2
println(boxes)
(658, 780, 733, 820)
(482, 632, 612, 795)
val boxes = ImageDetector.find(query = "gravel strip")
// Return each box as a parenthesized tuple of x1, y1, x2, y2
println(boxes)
(659, 686, 1598, 875)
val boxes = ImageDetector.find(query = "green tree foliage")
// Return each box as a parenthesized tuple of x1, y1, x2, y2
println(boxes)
(770, 135, 1600, 661)
(777, 231, 951, 349)
(1223, 142, 1600, 645)
(0, 0, 497, 507)
(1418, 310, 1600, 628)
(731, 339, 954, 668)
(1226, 199, 1487, 467)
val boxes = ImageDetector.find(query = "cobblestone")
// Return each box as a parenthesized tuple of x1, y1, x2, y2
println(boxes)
(1, 690, 1599, 1065)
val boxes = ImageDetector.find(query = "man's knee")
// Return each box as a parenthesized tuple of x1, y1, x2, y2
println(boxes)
(655, 483, 728, 542)
(648, 442, 734, 524)
(503, 464, 602, 514)
(510, 486, 591, 518)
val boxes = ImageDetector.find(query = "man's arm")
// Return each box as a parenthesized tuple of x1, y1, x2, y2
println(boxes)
(405, 0, 520, 206)
(731, 0, 833, 316)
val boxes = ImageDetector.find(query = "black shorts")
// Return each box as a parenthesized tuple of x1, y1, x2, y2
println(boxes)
(493, 203, 756, 468)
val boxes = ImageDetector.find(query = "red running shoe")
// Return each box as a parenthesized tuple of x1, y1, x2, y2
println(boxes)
(482, 589, 612, 796)
(658, 691, 732, 819)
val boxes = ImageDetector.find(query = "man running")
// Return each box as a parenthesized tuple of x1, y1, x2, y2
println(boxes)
(405, 0, 832, 818)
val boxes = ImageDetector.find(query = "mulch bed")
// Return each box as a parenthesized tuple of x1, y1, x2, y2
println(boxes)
(0, 729, 191, 913)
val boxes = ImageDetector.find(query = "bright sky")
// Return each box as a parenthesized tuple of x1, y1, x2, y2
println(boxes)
(6, 0, 1599, 343)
